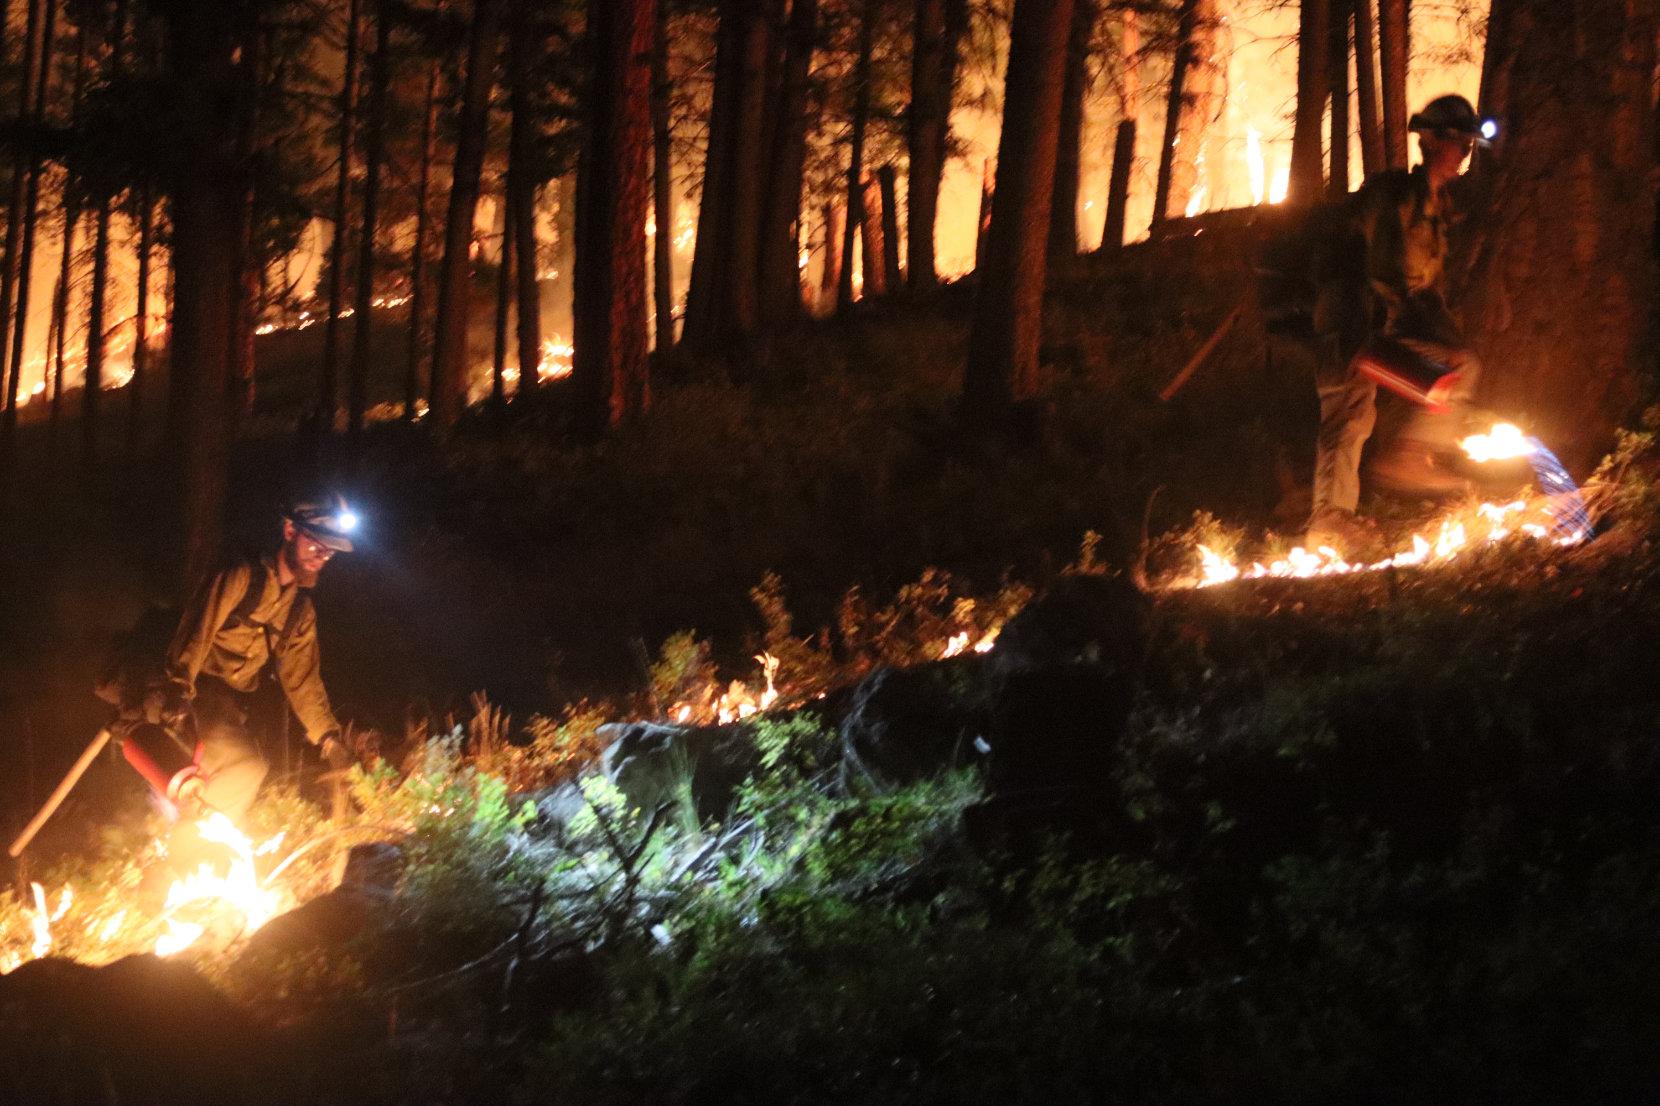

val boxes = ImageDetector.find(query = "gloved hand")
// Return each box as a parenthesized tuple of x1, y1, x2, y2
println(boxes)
(317, 731, 355, 772)
(150, 680, 193, 727)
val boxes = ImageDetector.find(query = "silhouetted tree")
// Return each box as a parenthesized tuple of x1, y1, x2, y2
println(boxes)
(1289, 0, 1329, 203)
(905, 0, 967, 290)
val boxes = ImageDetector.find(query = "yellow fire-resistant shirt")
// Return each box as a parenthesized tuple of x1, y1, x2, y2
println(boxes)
(166, 555, 341, 742)
(1354, 164, 1451, 329)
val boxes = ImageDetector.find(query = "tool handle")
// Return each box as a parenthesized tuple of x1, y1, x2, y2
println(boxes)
(8, 728, 114, 858)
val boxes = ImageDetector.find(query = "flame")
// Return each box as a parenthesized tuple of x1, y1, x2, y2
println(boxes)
(536, 336, 574, 382)
(27, 882, 71, 959)
(1461, 422, 1535, 463)
(1246, 126, 1266, 206)
(151, 811, 286, 958)
(1184, 149, 1210, 219)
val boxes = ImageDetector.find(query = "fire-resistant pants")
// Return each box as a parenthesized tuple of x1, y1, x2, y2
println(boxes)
(192, 676, 269, 821)
(1312, 333, 1482, 518)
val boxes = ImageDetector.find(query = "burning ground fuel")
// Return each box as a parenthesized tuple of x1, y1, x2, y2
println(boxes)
(1189, 424, 1591, 588)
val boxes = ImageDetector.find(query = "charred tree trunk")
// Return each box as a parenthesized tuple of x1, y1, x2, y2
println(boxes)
(507, 3, 544, 385)
(1290, 0, 1330, 204)
(650, 1, 675, 347)
(837, 0, 875, 311)
(159, 1, 257, 587)
(430, 0, 505, 428)
(1328, 0, 1350, 195)
(318, 0, 361, 433)
(572, 0, 653, 434)
(347, 0, 391, 445)
(492, 203, 512, 405)
(0, 0, 43, 456)
(1461, 0, 1656, 461)
(878, 163, 901, 291)
(973, 156, 992, 270)
(1378, 0, 1407, 168)
(757, 0, 816, 330)
(11, 0, 55, 455)
(960, 0, 1072, 428)
(1153, 0, 1220, 224)
(406, 59, 438, 421)
(1100, 9, 1137, 249)
(127, 188, 152, 455)
(1049, 0, 1092, 260)
(906, 0, 968, 291)
(682, 0, 767, 349)
(818, 200, 842, 310)
(1354, 0, 1382, 175)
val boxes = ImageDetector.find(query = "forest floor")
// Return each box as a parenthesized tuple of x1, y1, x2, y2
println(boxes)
(4, 214, 1660, 1102)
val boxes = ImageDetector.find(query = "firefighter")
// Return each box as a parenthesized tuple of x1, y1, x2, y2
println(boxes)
(1307, 93, 1487, 550)
(159, 495, 359, 821)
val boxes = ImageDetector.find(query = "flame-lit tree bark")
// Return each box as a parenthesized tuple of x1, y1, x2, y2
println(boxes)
(430, 0, 504, 428)
(1048, 0, 1092, 260)
(317, 0, 361, 433)
(906, 0, 968, 291)
(682, 0, 768, 351)
(650, 0, 674, 347)
(1378, 0, 1406, 168)
(572, 0, 652, 435)
(1460, 0, 1657, 462)
(0, 0, 44, 457)
(405, 58, 438, 421)
(491, 197, 512, 405)
(507, 4, 544, 386)
(819, 200, 842, 308)
(960, 0, 1072, 429)
(837, 0, 875, 312)
(756, 0, 817, 330)
(858, 174, 885, 297)
(152, 0, 259, 587)
(347, 0, 391, 445)
(1289, 0, 1330, 204)
(1328, 0, 1350, 196)
(1353, 0, 1382, 175)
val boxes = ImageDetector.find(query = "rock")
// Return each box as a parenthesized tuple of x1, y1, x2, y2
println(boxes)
(598, 720, 763, 822)
(838, 656, 994, 789)
(989, 573, 1150, 677)
(235, 842, 405, 973)
(0, 953, 276, 1104)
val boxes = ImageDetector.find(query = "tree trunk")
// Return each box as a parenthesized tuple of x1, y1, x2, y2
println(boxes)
(1354, 0, 1382, 175)
(837, 0, 875, 312)
(858, 174, 886, 297)
(572, 0, 653, 434)
(492, 200, 512, 405)
(1101, 119, 1136, 249)
(1378, 0, 1407, 168)
(1290, 0, 1330, 204)
(1153, 0, 1221, 224)
(430, 0, 505, 428)
(877, 163, 902, 291)
(683, 4, 738, 345)
(906, 0, 969, 291)
(1048, 0, 1092, 260)
(158, 1, 257, 588)
(650, 0, 674, 348)
(12, 0, 55, 453)
(508, 2, 544, 383)
(0, 0, 43, 453)
(960, 0, 1072, 427)
(1328, 0, 1350, 195)
(348, 0, 390, 445)
(756, 0, 816, 330)
(318, 0, 361, 433)
(406, 59, 438, 421)
(974, 156, 992, 270)
(128, 188, 152, 455)
(818, 201, 842, 310)
(1462, 0, 1656, 462)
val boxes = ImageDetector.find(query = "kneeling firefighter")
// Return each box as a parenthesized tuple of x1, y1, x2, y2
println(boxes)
(126, 496, 360, 821)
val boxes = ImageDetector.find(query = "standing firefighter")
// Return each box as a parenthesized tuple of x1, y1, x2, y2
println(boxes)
(1306, 94, 1489, 549)
(155, 496, 359, 820)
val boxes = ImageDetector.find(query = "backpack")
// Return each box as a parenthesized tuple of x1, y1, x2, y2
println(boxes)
(95, 561, 310, 717)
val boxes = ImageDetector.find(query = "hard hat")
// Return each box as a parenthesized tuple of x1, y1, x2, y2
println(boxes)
(285, 493, 358, 553)
(1409, 94, 1492, 145)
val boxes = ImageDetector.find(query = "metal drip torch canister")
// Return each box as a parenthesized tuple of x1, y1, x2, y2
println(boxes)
(1352, 336, 1462, 411)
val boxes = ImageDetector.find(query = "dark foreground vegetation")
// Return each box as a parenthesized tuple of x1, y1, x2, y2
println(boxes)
(5, 245, 1660, 1100)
